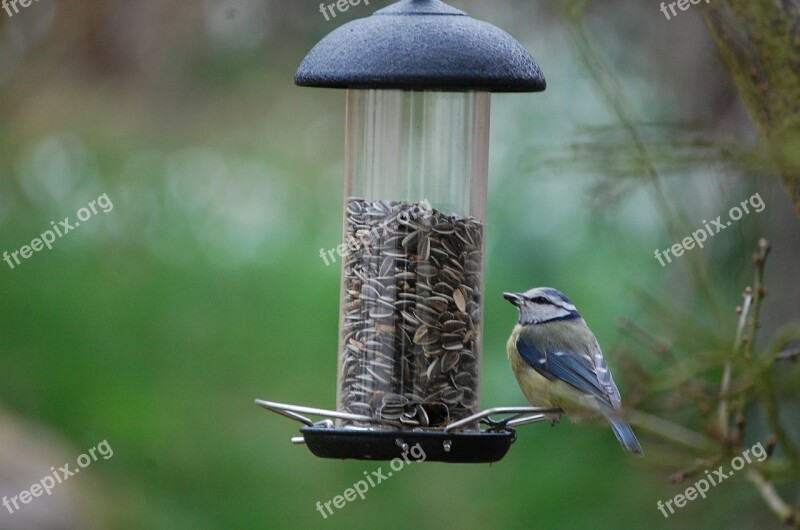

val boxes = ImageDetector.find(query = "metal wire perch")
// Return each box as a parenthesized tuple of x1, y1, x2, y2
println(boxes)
(256, 399, 562, 463)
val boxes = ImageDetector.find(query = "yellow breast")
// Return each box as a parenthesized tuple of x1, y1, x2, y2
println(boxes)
(506, 325, 594, 415)
(507, 325, 559, 408)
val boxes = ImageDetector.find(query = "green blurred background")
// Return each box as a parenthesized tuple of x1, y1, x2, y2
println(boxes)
(1, 1, 798, 529)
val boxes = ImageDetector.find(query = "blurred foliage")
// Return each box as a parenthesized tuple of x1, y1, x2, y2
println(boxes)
(560, 0, 800, 526)
(0, 1, 797, 529)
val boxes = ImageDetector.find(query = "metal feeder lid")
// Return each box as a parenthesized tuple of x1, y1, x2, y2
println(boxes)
(295, 0, 546, 92)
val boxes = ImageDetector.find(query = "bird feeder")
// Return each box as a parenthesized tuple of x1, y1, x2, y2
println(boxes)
(257, 0, 556, 463)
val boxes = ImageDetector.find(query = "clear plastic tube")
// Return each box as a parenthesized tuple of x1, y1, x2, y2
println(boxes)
(337, 89, 490, 431)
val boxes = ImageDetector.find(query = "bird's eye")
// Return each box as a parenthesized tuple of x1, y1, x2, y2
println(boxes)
(532, 297, 548, 304)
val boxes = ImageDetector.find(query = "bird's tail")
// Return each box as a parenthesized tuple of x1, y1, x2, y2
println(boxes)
(607, 416, 643, 456)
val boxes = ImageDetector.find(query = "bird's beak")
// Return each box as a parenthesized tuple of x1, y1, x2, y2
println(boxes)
(503, 292, 524, 306)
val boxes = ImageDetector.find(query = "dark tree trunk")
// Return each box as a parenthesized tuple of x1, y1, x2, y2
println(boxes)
(703, 1, 800, 216)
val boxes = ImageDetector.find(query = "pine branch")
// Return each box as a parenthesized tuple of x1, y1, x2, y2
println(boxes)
(746, 468, 800, 527)
(718, 239, 770, 443)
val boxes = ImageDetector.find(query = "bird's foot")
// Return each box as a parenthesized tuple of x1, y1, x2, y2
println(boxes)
(484, 417, 504, 428)
(485, 417, 513, 432)
(548, 414, 563, 427)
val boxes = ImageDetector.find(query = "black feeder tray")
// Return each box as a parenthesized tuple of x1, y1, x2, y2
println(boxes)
(256, 401, 561, 463)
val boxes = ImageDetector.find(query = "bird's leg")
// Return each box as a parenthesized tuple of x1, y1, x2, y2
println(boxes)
(548, 413, 563, 427)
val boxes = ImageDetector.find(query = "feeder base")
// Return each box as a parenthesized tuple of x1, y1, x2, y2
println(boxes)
(300, 427, 515, 463)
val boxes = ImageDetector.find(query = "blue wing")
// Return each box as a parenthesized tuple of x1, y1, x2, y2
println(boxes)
(516, 336, 615, 408)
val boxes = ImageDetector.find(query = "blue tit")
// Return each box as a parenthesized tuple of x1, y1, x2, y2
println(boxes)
(504, 287, 643, 455)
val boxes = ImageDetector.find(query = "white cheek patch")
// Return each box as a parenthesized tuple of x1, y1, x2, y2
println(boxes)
(553, 301, 577, 313)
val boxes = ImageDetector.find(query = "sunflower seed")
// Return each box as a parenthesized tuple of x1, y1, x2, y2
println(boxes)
(454, 288, 467, 313)
(443, 320, 467, 334)
(441, 351, 460, 372)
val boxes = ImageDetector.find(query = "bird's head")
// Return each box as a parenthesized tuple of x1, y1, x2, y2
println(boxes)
(503, 287, 581, 325)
